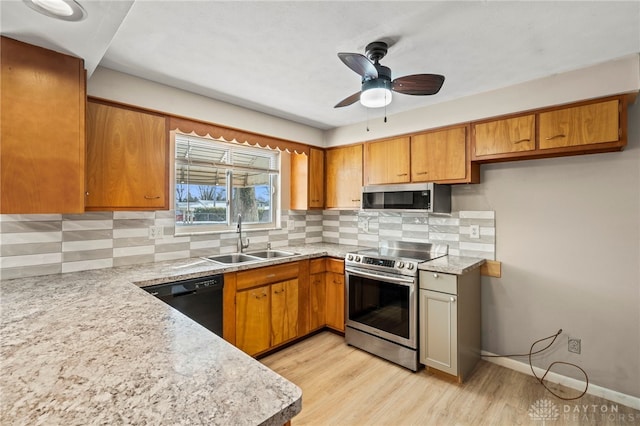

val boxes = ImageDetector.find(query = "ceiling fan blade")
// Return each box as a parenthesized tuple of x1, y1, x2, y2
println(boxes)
(334, 91, 361, 108)
(338, 53, 378, 79)
(392, 74, 445, 95)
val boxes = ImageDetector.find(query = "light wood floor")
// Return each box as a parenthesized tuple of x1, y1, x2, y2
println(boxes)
(261, 332, 640, 426)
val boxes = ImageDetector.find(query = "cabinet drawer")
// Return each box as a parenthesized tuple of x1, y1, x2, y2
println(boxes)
(237, 262, 299, 290)
(419, 271, 457, 294)
(310, 258, 326, 274)
(326, 258, 344, 274)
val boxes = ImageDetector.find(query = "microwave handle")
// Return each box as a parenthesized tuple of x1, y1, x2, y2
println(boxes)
(346, 267, 415, 285)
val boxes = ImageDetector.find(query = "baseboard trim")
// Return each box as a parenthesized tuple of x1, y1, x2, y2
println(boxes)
(481, 350, 640, 411)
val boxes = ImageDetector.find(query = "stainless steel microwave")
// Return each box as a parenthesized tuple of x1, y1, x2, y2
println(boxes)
(361, 183, 451, 213)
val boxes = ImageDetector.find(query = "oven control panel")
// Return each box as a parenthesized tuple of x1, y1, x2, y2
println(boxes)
(346, 254, 418, 275)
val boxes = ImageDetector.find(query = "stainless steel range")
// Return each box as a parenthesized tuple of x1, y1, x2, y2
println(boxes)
(344, 241, 448, 371)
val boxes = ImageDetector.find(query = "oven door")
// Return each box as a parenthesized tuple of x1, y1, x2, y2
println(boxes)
(345, 266, 416, 349)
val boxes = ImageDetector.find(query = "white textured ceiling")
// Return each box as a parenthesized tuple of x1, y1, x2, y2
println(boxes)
(2, 1, 639, 130)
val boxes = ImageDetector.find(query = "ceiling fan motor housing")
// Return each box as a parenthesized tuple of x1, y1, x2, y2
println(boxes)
(363, 64, 391, 84)
(365, 41, 389, 62)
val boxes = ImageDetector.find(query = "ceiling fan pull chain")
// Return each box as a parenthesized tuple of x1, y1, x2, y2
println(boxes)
(366, 107, 370, 132)
(384, 94, 388, 123)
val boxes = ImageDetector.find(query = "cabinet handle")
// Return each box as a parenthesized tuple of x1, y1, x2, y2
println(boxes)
(397, 173, 408, 177)
(266, 274, 276, 278)
(450, 296, 456, 303)
(274, 289, 285, 295)
(545, 134, 566, 141)
(416, 172, 428, 175)
(512, 138, 530, 144)
(351, 199, 361, 202)
(144, 195, 161, 199)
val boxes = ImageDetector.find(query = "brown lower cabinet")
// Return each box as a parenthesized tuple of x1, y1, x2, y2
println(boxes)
(225, 257, 345, 356)
(325, 260, 345, 332)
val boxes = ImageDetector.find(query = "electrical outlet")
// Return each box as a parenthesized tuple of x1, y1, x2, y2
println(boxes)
(148, 225, 164, 239)
(287, 220, 295, 230)
(568, 338, 581, 354)
(469, 224, 480, 239)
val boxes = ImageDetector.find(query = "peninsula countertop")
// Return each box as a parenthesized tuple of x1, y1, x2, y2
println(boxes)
(0, 243, 358, 425)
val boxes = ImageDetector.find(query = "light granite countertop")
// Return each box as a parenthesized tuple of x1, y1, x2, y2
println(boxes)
(418, 255, 486, 275)
(0, 243, 358, 425)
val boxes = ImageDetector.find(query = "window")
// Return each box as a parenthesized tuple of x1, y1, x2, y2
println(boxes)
(175, 134, 279, 234)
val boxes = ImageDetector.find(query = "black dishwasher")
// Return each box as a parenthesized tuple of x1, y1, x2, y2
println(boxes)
(143, 275, 223, 337)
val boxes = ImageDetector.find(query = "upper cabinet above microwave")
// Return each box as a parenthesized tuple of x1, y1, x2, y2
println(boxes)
(363, 137, 411, 185)
(362, 125, 480, 186)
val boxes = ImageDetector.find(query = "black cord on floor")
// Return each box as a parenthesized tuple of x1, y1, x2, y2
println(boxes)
(482, 329, 589, 401)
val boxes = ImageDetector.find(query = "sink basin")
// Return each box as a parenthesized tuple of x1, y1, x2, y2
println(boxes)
(247, 250, 297, 259)
(203, 253, 261, 264)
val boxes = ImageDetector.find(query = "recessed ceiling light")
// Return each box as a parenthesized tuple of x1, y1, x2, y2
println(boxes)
(23, 0, 87, 21)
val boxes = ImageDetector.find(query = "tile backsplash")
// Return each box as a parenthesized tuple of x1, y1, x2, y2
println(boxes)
(0, 209, 494, 280)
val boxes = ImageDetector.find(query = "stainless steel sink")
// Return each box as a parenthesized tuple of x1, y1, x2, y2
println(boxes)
(247, 249, 297, 259)
(203, 253, 262, 264)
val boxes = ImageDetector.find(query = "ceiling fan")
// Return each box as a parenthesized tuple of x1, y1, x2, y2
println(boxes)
(335, 41, 445, 109)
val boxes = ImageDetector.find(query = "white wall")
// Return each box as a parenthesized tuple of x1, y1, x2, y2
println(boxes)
(88, 67, 324, 147)
(456, 101, 640, 398)
(325, 54, 640, 146)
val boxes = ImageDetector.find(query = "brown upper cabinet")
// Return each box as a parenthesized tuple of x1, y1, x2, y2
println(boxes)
(471, 95, 630, 163)
(473, 114, 536, 158)
(411, 126, 479, 184)
(1, 37, 86, 214)
(539, 99, 619, 149)
(363, 137, 411, 185)
(86, 100, 169, 211)
(290, 148, 324, 209)
(325, 144, 363, 209)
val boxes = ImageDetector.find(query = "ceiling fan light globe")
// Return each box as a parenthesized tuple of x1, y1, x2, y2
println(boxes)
(360, 88, 392, 108)
(360, 78, 392, 108)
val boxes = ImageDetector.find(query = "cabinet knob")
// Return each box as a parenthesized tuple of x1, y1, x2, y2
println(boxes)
(450, 296, 456, 303)
(433, 273, 439, 278)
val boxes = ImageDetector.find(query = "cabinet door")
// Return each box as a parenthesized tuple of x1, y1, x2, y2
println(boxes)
(1, 37, 85, 214)
(236, 286, 270, 356)
(271, 279, 299, 347)
(325, 272, 345, 332)
(309, 272, 326, 331)
(539, 100, 619, 149)
(290, 148, 324, 210)
(86, 101, 168, 210)
(473, 115, 535, 157)
(326, 145, 363, 209)
(411, 127, 467, 182)
(308, 148, 325, 208)
(364, 137, 411, 185)
(419, 289, 457, 376)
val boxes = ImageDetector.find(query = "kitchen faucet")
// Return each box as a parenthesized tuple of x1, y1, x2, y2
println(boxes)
(237, 214, 249, 253)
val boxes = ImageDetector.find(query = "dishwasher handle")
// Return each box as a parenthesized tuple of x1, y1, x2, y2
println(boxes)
(143, 275, 224, 299)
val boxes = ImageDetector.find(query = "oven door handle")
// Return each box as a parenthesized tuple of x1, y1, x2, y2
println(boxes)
(345, 267, 415, 285)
